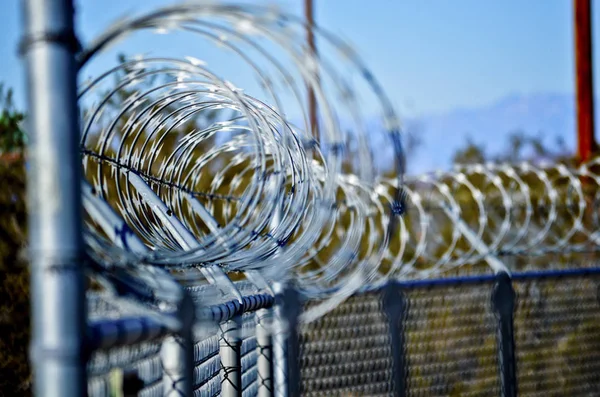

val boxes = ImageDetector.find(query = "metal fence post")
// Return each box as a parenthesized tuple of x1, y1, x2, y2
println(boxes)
(256, 308, 274, 397)
(20, 1, 86, 396)
(381, 281, 407, 397)
(220, 316, 243, 397)
(491, 271, 517, 397)
(161, 291, 195, 397)
(272, 282, 301, 397)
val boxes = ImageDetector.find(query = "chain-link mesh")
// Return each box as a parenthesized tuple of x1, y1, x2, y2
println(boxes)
(87, 273, 600, 397)
(404, 283, 500, 397)
(87, 300, 267, 397)
(300, 292, 394, 396)
(193, 334, 220, 396)
(299, 273, 600, 397)
(86, 274, 274, 397)
(88, 341, 163, 397)
(87, 293, 164, 397)
(299, 285, 501, 397)
(241, 312, 259, 396)
(513, 274, 600, 396)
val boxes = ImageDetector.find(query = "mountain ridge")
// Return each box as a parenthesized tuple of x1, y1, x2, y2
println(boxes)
(404, 92, 583, 174)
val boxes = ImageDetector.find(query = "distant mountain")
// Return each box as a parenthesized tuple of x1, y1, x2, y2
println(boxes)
(405, 92, 579, 174)
(283, 92, 584, 176)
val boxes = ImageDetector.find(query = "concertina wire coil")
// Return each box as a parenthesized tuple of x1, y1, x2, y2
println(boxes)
(78, 2, 600, 324)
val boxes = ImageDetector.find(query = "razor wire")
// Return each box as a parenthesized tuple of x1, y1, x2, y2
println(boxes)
(77, 1, 405, 324)
(379, 159, 600, 280)
(76, 2, 600, 327)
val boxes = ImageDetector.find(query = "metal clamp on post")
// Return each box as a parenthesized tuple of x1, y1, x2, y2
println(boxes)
(220, 315, 243, 397)
(491, 271, 517, 397)
(161, 290, 195, 397)
(381, 281, 407, 397)
(272, 282, 301, 397)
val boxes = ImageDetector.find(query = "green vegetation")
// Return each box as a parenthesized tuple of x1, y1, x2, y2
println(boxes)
(452, 131, 573, 166)
(0, 84, 29, 395)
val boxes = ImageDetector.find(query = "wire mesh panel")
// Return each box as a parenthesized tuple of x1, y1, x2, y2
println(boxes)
(298, 273, 600, 397)
(87, 295, 165, 397)
(191, 312, 262, 397)
(88, 341, 163, 397)
(86, 273, 600, 397)
(513, 274, 600, 396)
(299, 292, 394, 396)
(193, 334, 220, 397)
(403, 283, 499, 397)
(241, 312, 259, 396)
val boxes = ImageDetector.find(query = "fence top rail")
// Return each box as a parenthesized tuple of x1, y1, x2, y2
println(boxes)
(87, 291, 275, 352)
(342, 266, 600, 294)
(198, 293, 274, 323)
(88, 315, 172, 351)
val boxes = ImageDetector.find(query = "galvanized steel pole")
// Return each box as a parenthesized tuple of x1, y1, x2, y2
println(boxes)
(574, 0, 596, 163)
(272, 282, 301, 397)
(161, 291, 195, 397)
(492, 271, 518, 397)
(20, 1, 86, 396)
(220, 317, 243, 397)
(256, 308, 274, 397)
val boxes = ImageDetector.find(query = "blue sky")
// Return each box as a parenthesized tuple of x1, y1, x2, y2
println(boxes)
(0, 0, 593, 117)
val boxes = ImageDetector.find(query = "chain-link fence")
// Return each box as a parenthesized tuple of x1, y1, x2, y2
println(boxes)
(402, 282, 500, 396)
(300, 293, 394, 396)
(298, 269, 600, 397)
(513, 273, 600, 396)
(18, 2, 600, 397)
(86, 285, 276, 397)
(83, 268, 600, 397)
(301, 293, 393, 396)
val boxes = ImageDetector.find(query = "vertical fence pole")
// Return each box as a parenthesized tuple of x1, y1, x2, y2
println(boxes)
(220, 316, 243, 397)
(256, 308, 274, 397)
(161, 291, 195, 397)
(304, 0, 318, 138)
(381, 281, 407, 397)
(574, 0, 596, 163)
(272, 282, 301, 397)
(491, 271, 517, 397)
(20, 1, 86, 396)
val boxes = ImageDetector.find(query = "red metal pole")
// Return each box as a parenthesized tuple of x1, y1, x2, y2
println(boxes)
(305, 0, 318, 139)
(574, 0, 596, 163)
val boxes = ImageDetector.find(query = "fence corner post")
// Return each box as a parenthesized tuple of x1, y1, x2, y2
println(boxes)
(381, 281, 407, 397)
(491, 271, 517, 397)
(256, 308, 274, 397)
(161, 290, 195, 397)
(272, 281, 301, 397)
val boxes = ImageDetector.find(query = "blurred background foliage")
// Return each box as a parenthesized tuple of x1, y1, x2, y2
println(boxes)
(0, 83, 29, 395)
